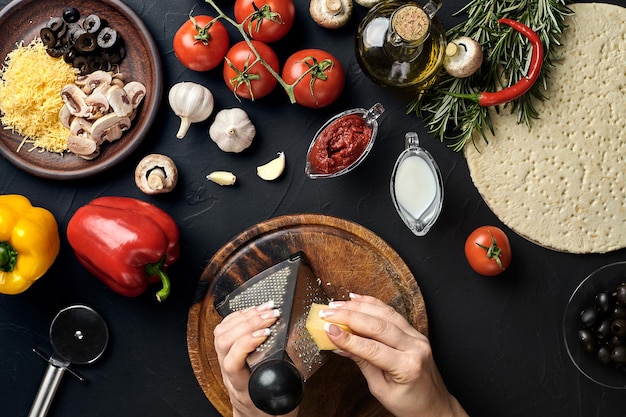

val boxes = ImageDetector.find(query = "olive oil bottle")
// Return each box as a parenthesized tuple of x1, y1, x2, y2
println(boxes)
(356, 0, 446, 89)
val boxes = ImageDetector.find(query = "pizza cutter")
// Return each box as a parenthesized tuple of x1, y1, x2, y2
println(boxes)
(28, 304, 109, 417)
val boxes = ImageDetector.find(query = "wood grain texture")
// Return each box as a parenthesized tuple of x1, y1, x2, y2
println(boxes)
(187, 214, 428, 417)
(0, 0, 162, 179)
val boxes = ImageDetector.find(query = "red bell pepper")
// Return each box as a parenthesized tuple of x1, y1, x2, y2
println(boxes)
(67, 196, 180, 302)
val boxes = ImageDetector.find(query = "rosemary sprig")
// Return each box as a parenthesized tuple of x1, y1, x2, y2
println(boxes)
(408, 0, 573, 151)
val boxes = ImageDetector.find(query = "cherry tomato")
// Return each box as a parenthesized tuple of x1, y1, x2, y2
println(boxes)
(173, 14, 229, 71)
(223, 40, 279, 100)
(464, 226, 512, 276)
(282, 49, 345, 108)
(234, 0, 295, 43)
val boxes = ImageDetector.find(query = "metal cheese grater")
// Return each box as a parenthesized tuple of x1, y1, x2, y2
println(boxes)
(214, 251, 330, 381)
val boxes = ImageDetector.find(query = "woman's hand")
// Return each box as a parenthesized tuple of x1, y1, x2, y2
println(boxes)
(213, 301, 299, 417)
(320, 294, 469, 417)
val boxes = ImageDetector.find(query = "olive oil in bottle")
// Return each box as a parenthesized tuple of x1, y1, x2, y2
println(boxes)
(355, 0, 446, 89)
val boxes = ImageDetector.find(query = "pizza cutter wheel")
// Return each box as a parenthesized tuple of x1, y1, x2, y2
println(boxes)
(28, 304, 109, 417)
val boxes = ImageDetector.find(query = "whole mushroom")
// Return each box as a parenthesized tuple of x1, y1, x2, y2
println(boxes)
(135, 154, 179, 195)
(309, 0, 353, 29)
(443, 36, 483, 78)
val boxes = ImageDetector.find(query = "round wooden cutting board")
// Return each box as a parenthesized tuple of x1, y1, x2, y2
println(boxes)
(187, 214, 428, 417)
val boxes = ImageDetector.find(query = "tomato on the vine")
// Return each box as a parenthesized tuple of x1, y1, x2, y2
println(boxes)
(282, 49, 345, 108)
(464, 226, 512, 276)
(173, 14, 229, 71)
(223, 40, 280, 100)
(234, 0, 295, 43)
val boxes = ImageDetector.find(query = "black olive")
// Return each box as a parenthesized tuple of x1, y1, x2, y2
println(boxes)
(580, 307, 600, 329)
(578, 328, 598, 353)
(610, 345, 626, 364)
(62, 7, 80, 24)
(39, 28, 58, 48)
(617, 282, 626, 304)
(72, 55, 90, 74)
(46, 17, 66, 35)
(248, 360, 304, 416)
(614, 305, 626, 319)
(83, 14, 103, 34)
(97, 27, 118, 49)
(46, 45, 67, 58)
(597, 346, 612, 364)
(611, 318, 626, 338)
(597, 318, 612, 340)
(87, 56, 110, 73)
(75, 32, 97, 53)
(595, 291, 614, 314)
(66, 23, 83, 43)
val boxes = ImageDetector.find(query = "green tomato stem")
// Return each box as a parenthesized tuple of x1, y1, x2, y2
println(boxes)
(205, 0, 319, 104)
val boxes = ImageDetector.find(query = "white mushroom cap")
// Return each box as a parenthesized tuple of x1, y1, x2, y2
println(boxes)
(310, 0, 353, 29)
(443, 36, 483, 78)
(135, 154, 178, 195)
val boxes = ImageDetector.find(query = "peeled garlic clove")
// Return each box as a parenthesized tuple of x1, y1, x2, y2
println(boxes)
(257, 152, 286, 181)
(207, 171, 237, 186)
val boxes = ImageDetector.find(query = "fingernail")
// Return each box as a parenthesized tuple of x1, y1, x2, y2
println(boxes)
(328, 301, 345, 309)
(261, 308, 281, 319)
(349, 293, 362, 299)
(319, 308, 334, 318)
(252, 328, 271, 338)
(256, 300, 275, 311)
(324, 322, 343, 337)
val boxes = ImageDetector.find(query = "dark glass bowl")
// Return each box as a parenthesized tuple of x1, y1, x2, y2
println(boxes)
(563, 261, 626, 389)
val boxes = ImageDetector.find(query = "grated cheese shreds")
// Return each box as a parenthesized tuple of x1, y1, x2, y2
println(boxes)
(0, 38, 78, 153)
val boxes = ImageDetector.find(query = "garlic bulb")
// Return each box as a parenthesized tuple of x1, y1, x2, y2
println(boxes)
(209, 108, 256, 153)
(169, 82, 214, 139)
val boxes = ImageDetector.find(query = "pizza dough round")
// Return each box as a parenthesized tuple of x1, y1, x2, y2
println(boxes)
(465, 3, 626, 254)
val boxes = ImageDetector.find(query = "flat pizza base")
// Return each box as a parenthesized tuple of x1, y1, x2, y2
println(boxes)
(465, 2, 626, 254)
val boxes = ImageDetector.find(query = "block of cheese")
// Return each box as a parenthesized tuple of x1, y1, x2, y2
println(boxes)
(305, 303, 351, 350)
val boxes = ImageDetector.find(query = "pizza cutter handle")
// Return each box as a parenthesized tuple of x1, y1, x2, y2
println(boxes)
(27, 361, 66, 417)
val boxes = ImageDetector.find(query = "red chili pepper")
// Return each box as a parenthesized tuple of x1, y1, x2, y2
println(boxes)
(448, 18, 544, 106)
(67, 196, 180, 302)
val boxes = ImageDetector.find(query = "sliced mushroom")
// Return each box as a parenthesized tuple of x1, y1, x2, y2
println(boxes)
(135, 154, 178, 195)
(81, 70, 113, 94)
(59, 104, 74, 129)
(91, 113, 131, 143)
(68, 134, 99, 159)
(70, 117, 93, 137)
(124, 81, 146, 108)
(61, 84, 90, 117)
(85, 92, 110, 117)
(106, 85, 133, 117)
(310, 0, 352, 29)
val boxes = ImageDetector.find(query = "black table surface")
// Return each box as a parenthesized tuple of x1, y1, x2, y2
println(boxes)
(2, 0, 625, 416)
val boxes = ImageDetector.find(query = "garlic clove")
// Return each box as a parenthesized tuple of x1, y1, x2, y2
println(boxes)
(207, 171, 237, 186)
(257, 152, 286, 181)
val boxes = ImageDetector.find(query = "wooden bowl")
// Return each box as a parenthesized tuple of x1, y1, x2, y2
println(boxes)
(188, 214, 428, 417)
(0, 0, 162, 180)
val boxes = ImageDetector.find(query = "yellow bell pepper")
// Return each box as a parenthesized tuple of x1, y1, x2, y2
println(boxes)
(0, 194, 60, 294)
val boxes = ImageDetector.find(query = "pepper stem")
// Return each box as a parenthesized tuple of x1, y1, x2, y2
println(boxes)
(145, 257, 171, 302)
(0, 241, 18, 273)
(441, 90, 482, 103)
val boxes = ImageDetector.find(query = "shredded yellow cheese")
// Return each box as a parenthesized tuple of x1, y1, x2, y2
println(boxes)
(0, 38, 78, 153)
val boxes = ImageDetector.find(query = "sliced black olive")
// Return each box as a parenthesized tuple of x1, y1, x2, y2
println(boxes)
(65, 22, 82, 43)
(83, 14, 103, 34)
(87, 56, 110, 73)
(63, 47, 77, 64)
(46, 45, 67, 58)
(62, 7, 80, 24)
(97, 27, 118, 49)
(75, 32, 97, 53)
(39, 27, 58, 48)
(72, 55, 90, 74)
(46, 17, 66, 35)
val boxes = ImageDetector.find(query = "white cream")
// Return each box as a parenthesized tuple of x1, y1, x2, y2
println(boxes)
(394, 155, 437, 219)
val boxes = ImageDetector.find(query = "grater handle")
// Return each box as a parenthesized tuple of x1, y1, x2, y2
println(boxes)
(248, 359, 304, 415)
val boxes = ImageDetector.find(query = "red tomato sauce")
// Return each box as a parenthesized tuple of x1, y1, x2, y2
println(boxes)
(308, 114, 373, 175)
